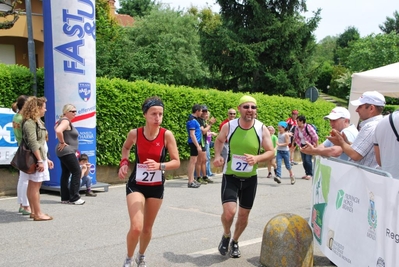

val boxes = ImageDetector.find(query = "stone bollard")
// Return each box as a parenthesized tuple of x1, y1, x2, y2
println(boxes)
(260, 213, 313, 267)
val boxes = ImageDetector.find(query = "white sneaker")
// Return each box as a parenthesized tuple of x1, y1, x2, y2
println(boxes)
(123, 257, 133, 267)
(135, 254, 146, 267)
(70, 198, 85, 205)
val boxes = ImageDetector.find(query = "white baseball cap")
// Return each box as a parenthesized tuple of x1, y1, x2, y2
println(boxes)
(350, 91, 386, 107)
(324, 107, 350, 120)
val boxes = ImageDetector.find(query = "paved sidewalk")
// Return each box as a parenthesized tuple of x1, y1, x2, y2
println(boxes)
(0, 164, 334, 267)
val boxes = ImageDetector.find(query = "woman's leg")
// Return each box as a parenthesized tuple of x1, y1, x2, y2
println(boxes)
(59, 157, 71, 201)
(126, 192, 146, 258)
(27, 180, 51, 219)
(138, 197, 163, 254)
(62, 154, 82, 202)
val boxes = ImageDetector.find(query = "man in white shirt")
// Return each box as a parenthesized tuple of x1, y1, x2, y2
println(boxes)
(373, 110, 399, 179)
(301, 107, 358, 161)
(327, 91, 385, 168)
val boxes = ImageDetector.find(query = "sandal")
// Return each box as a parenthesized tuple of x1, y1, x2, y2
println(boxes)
(305, 175, 312, 180)
(33, 214, 53, 221)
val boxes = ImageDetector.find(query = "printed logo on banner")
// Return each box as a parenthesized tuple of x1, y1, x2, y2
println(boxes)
(336, 190, 345, 209)
(89, 164, 95, 174)
(78, 82, 91, 102)
(376, 257, 385, 267)
(335, 190, 359, 213)
(367, 192, 377, 240)
(78, 130, 95, 145)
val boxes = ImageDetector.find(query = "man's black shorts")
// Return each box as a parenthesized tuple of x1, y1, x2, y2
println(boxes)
(221, 174, 257, 209)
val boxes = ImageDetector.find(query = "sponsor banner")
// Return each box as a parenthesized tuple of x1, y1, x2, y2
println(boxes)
(311, 157, 399, 266)
(43, 0, 96, 186)
(0, 108, 17, 165)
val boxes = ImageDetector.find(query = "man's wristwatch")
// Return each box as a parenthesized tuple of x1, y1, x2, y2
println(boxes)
(160, 163, 166, 171)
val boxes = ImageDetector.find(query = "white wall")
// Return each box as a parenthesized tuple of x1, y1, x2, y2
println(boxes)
(0, 44, 16, 64)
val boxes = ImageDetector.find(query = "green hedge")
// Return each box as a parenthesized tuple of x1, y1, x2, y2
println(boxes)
(6, 64, 386, 166)
(96, 78, 336, 165)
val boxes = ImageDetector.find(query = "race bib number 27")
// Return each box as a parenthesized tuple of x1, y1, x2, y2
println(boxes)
(232, 154, 253, 173)
(136, 164, 162, 185)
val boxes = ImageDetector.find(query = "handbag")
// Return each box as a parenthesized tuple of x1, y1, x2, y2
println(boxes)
(10, 121, 38, 174)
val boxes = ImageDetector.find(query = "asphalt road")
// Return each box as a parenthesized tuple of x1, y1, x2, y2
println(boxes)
(0, 165, 335, 267)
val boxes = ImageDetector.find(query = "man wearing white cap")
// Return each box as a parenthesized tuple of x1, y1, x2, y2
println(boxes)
(328, 91, 385, 168)
(213, 95, 274, 259)
(301, 107, 358, 161)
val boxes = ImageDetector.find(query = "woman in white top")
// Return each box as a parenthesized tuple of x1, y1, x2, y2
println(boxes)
(274, 121, 295, 185)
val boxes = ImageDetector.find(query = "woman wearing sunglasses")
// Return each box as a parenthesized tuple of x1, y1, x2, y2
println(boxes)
(55, 104, 85, 205)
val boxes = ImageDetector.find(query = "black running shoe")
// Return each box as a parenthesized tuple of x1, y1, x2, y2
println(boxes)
(229, 240, 241, 258)
(218, 234, 231, 256)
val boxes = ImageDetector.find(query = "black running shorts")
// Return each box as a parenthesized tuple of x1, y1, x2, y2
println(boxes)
(221, 174, 257, 209)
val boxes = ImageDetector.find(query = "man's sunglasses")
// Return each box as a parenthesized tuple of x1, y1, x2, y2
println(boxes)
(242, 105, 257, 110)
(69, 110, 77, 113)
(229, 113, 236, 115)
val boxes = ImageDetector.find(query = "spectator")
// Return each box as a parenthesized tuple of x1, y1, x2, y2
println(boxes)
(195, 105, 216, 184)
(328, 91, 385, 168)
(213, 95, 274, 259)
(186, 104, 203, 188)
(205, 111, 218, 177)
(286, 110, 299, 165)
(374, 110, 399, 178)
(12, 95, 31, 215)
(55, 104, 85, 205)
(20, 96, 54, 221)
(266, 126, 277, 178)
(293, 115, 319, 180)
(219, 108, 236, 161)
(77, 154, 96, 197)
(301, 107, 358, 160)
(274, 121, 295, 185)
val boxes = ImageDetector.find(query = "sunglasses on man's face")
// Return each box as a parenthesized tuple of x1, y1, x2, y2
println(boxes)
(69, 110, 77, 113)
(242, 105, 257, 110)
(229, 113, 236, 115)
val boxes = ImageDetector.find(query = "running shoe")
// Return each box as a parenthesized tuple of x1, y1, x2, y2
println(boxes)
(266, 172, 272, 178)
(135, 254, 146, 267)
(290, 175, 296, 185)
(229, 240, 241, 258)
(123, 257, 132, 267)
(70, 198, 85, 205)
(274, 176, 281, 184)
(203, 177, 214, 183)
(196, 177, 208, 185)
(218, 234, 231, 256)
(188, 182, 201, 188)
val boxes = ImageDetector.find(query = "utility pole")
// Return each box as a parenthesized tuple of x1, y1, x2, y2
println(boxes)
(25, 0, 37, 96)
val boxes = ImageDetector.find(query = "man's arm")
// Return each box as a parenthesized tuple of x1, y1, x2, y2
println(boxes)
(301, 142, 344, 157)
(189, 129, 201, 149)
(249, 125, 274, 164)
(327, 129, 363, 161)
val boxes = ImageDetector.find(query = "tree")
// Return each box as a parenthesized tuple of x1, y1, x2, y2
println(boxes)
(125, 8, 209, 87)
(118, 0, 156, 18)
(0, 0, 20, 30)
(96, 0, 135, 79)
(333, 26, 360, 66)
(199, 0, 321, 96)
(346, 32, 399, 72)
(379, 10, 399, 34)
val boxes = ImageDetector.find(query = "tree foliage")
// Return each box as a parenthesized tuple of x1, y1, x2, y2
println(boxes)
(333, 26, 360, 66)
(118, 0, 156, 18)
(379, 10, 399, 34)
(96, 0, 135, 79)
(198, 0, 321, 96)
(125, 8, 209, 87)
(346, 32, 399, 72)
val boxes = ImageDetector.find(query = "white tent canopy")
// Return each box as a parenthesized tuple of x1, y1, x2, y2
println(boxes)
(348, 62, 399, 125)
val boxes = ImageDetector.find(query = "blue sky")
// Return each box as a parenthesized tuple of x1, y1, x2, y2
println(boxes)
(115, 0, 398, 42)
